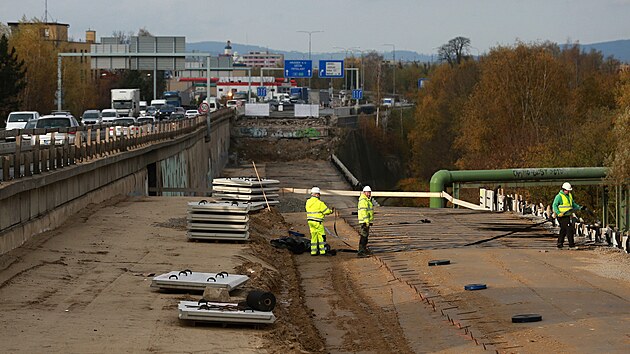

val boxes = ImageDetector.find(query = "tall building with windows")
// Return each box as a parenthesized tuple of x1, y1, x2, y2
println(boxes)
(241, 51, 284, 68)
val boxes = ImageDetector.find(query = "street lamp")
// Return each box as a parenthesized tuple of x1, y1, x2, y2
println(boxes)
(383, 43, 396, 101)
(297, 30, 323, 87)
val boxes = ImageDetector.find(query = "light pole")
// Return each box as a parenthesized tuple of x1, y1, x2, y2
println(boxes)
(297, 30, 323, 88)
(334, 46, 354, 91)
(383, 43, 396, 102)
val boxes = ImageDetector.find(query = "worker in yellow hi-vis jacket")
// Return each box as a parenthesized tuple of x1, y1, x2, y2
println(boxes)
(357, 186, 374, 257)
(305, 187, 334, 256)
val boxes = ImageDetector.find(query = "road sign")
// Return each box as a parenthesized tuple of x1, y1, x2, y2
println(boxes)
(257, 86, 267, 97)
(199, 102, 209, 113)
(418, 78, 428, 89)
(318, 60, 344, 78)
(352, 89, 363, 100)
(284, 60, 312, 78)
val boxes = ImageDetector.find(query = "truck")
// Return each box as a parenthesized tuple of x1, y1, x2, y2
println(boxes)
(111, 89, 141, 117)
(163, 91, 181, 107)
(289, 87, 309, 103)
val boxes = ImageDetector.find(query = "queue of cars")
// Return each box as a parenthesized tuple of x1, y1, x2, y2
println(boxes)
(3, 104, 201, 145)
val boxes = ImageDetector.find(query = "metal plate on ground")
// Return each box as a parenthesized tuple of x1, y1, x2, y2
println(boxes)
(213, 185, 280, 194)
(152, 271, 249, 291)
(212, 193, 280, 201)
(213, 178, 280, 187)
(187, 214, 249, 222)
(187, 230, 250, 241)
(187, 222, 249, 231)
(178, 301, 276, 324)
(187, 201, 251, 213)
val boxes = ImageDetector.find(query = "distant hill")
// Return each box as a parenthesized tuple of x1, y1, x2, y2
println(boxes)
(187, 39, 630, 63)
(580, 39, 630, 62)
(186, 41, 433, 62)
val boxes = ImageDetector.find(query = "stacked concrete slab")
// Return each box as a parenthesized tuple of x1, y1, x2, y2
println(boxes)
(212, 177, 280, 206)
(152, 270, 249, 292)
(187, 201, 251, 241)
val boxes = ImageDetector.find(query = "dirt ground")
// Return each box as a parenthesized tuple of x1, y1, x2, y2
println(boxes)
(1, 160, 628, 353)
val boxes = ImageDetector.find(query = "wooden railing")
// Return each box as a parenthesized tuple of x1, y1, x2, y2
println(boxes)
(0, 115, 207, 182)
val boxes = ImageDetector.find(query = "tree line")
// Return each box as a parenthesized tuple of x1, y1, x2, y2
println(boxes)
(406, 38, 628, 189)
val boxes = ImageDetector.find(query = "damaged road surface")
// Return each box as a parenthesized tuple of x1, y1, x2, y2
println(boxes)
(1, 160, 628, 353)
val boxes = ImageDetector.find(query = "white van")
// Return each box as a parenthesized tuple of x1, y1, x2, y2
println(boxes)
(5, 111, 40, 140)
(203, 97, 221, 113)
(101, 108, 119, 123)
(150, 99, 167, 111)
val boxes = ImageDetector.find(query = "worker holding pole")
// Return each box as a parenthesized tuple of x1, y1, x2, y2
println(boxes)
(305, 187, 334, 256)
(357, 186, 374, 257)
(552, 182, 586, 250)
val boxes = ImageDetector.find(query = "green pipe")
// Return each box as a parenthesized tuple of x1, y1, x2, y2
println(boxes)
(429, 167, 607, 208)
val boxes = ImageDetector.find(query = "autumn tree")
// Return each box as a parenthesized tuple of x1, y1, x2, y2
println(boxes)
(438, 36, 471, 67)
(0, 34, 27, 125)
(8, 21, 57, 115)
(455, 42, 573, 169)
(606, 70, 630, 184)
(408, 60, 480, 179)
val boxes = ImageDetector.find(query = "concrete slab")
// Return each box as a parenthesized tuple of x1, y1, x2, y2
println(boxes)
(178, 301, 276, 324)
(152, 271, 249, 291)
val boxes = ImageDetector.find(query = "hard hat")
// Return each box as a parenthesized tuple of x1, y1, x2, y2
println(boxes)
(562, 182, 572, 191)
(363, 186, 372, 192)
(310, 187, 321, 194)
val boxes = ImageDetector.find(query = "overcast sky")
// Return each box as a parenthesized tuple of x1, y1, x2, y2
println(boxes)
(1, 0, 629, 54)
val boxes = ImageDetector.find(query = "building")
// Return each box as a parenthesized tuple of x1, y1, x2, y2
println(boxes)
(241, 51, 284, 68)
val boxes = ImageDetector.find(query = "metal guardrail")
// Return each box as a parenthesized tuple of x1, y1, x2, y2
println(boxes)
(0, 116, 207, 182)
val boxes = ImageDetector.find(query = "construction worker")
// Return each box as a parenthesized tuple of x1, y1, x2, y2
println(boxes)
(552, 182, 586, 250)
(305, 187, 333, 256)
(357, 186, 374, 257)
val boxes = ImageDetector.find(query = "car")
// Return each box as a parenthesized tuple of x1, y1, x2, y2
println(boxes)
(185, 110, 199, 118)
(5, 111, 40, 140)
(175, 107, 185, 114)
(81, 110, 102, 125)
(28, 115, 82, 145)
(50, 110, 72, 116)
(101, 109, 119, 123)
(109, 117, 137, 137)
(265, 99, 280, 112)
(145, 106, 157, 117)
(156, 104, 176, 120)
(226, 100, 238, 109)
(137, 116, 156, 124)
(169, 112, 185, 120)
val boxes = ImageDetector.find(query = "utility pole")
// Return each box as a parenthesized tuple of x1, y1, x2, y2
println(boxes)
(297, 30, 323, 88)
(383, 43, 396, 103)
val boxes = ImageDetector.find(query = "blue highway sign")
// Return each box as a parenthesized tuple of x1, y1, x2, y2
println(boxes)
(284, 60, 313, 78)
(319, 60, 344, 78)
(352, 89, 363, 100)
(257, 86, 267, 97)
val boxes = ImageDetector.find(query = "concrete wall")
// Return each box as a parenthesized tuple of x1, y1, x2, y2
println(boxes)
(207, 109, 232, 179)
(0, 126, 210, 255)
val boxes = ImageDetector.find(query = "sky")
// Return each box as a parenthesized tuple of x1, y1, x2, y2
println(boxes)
(1, 0, 629, 55)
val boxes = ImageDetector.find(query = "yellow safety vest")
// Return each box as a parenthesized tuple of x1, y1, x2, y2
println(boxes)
(358, 193, 374, 224)
(558, 193, 573, 215)
(305, 196, 332, 222)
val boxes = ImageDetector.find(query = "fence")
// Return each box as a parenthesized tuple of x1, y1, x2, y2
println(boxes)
(0, 116, 207, 182)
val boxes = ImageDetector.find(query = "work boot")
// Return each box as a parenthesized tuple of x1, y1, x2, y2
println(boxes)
(357, 250, 368, 258)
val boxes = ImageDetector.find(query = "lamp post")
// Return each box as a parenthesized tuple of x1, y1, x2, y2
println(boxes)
(383, 43, 396, 102)
(334, 46, 355, 91)
(297, 30, 323, 88)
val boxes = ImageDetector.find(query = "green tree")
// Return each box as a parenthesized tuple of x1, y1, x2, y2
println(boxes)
(0, 34, 27, 126)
